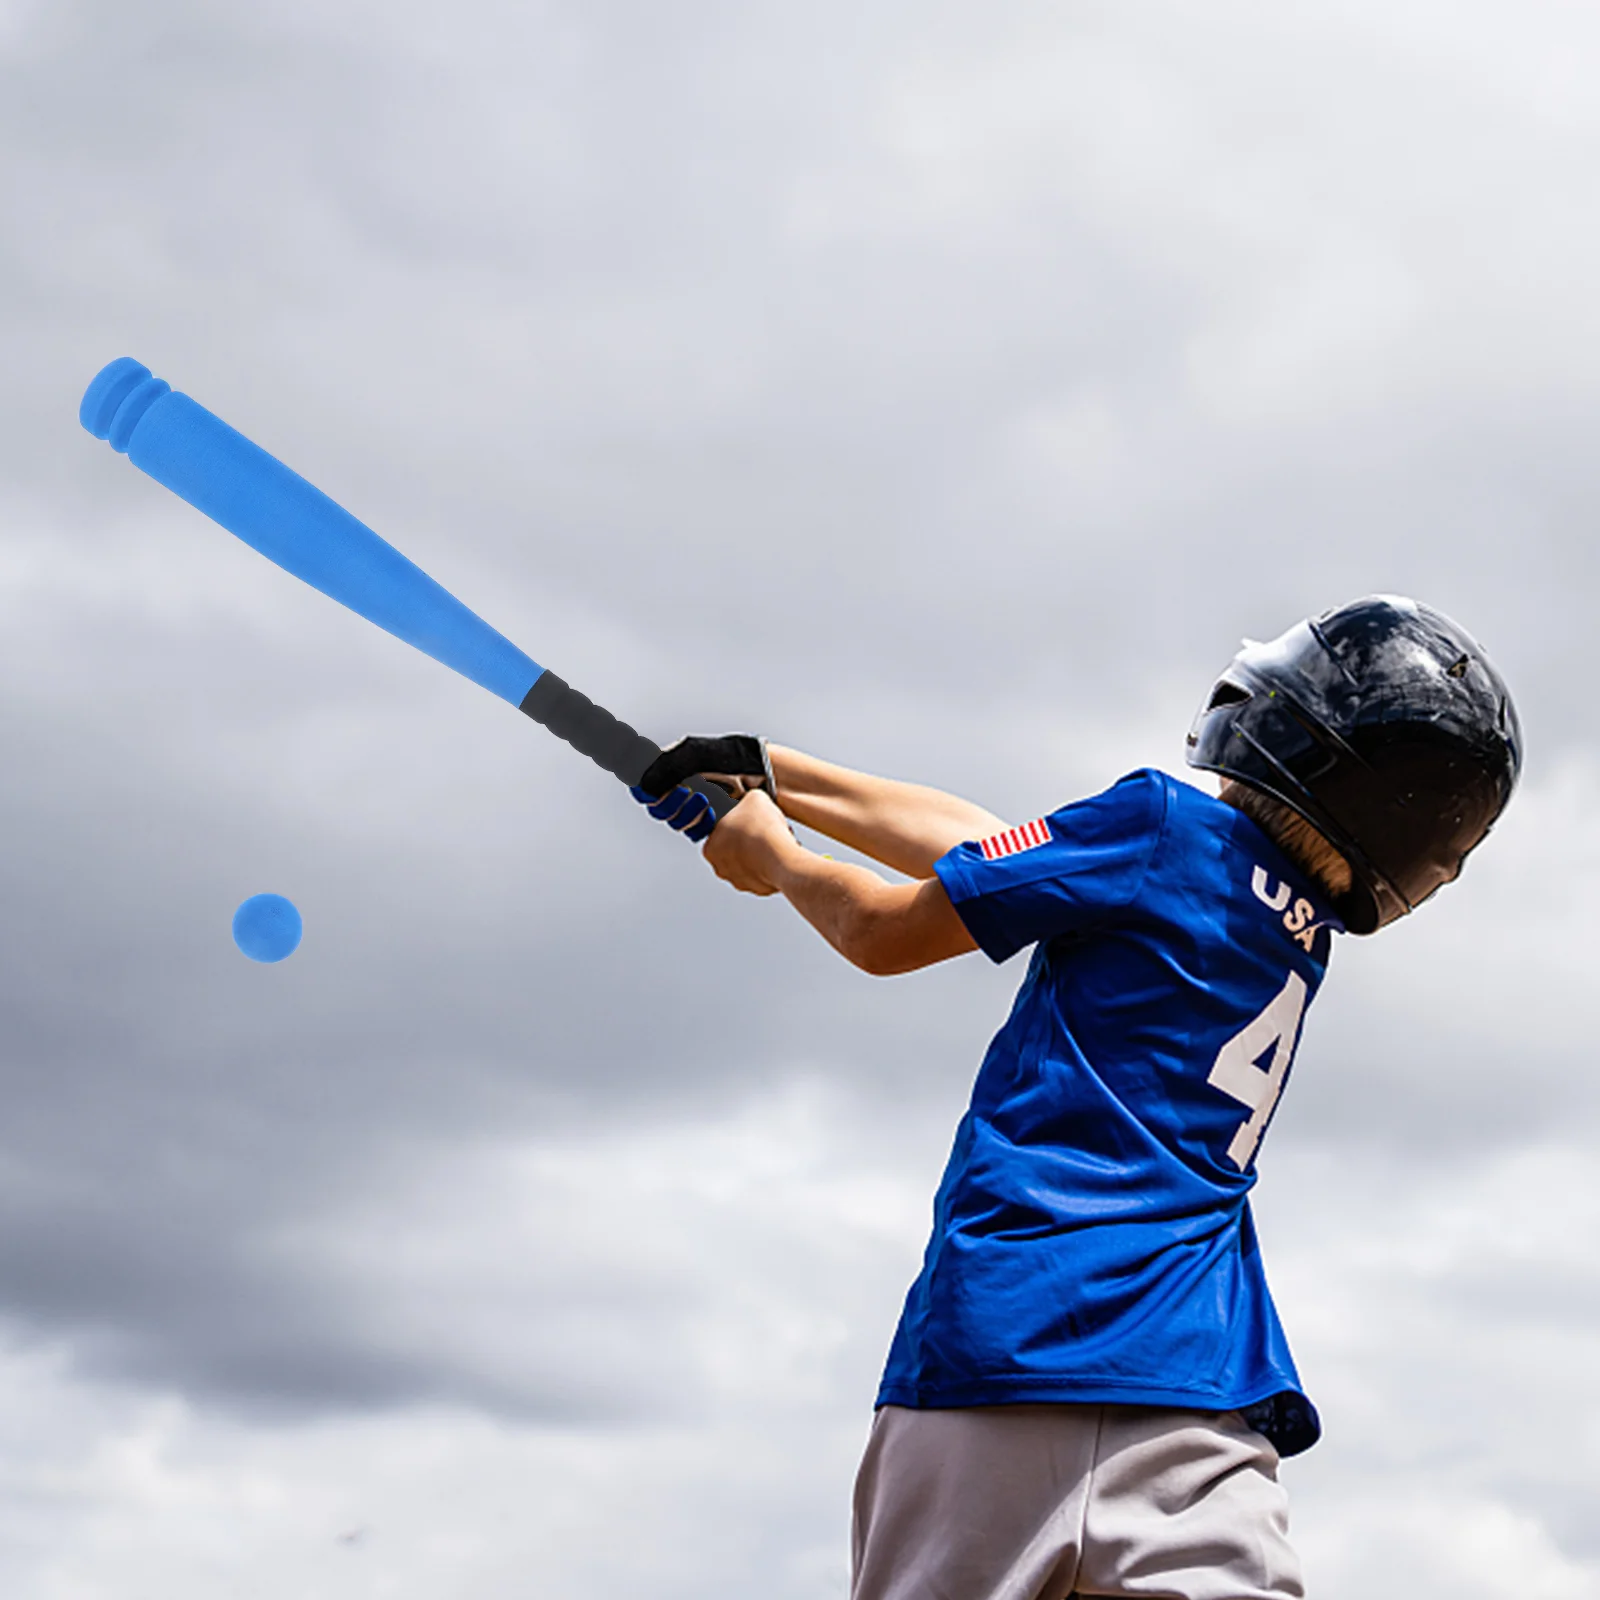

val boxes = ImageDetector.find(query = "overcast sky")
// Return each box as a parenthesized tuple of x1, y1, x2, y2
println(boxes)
(2, 1, 1599, 1596)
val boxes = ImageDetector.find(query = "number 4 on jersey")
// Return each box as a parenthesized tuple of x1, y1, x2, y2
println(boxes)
(1207, 972, 1308, 1171)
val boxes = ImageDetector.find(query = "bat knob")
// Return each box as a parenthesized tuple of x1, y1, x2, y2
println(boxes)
(80, 357, 172, 453)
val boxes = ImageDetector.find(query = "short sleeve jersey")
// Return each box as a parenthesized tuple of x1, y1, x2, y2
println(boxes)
(876, 770, 1339, 1456)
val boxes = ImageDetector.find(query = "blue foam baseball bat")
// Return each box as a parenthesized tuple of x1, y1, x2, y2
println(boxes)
(80, 357, 732, 819)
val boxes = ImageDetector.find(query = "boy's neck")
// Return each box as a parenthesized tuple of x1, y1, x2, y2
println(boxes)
(1216, 779, 1353, 901)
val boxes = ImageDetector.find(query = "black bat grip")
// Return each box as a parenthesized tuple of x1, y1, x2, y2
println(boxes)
(518, 672, 736, 818)
(680, 775, 738, 819)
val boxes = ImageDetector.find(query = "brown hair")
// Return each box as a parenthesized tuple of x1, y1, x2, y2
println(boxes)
(1218, 779, 1354, 901)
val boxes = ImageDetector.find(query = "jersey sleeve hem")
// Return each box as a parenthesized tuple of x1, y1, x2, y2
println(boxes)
(932, 851, 1016, 963)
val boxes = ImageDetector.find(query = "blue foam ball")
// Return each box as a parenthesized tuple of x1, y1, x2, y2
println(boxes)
(232, 894, 303, 963)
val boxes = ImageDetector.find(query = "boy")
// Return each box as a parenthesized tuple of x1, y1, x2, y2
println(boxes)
(636, 596, 1521, 1600)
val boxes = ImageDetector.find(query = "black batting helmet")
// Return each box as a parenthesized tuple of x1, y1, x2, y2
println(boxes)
(1186, 596, 1522, 935)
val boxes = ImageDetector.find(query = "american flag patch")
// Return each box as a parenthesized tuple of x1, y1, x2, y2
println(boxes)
(978, 817, 1052, 861)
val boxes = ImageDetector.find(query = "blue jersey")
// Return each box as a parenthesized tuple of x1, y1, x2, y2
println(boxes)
(876, 770, 1338, 1456)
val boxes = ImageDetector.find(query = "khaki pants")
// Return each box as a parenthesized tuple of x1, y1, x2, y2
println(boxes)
(851, 1404, 1305, 1600)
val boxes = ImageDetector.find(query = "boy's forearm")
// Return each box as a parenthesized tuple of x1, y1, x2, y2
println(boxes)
(766, 842, 903, 971)
(767, 745, 1007, 879)
(760, 832, 975, 975)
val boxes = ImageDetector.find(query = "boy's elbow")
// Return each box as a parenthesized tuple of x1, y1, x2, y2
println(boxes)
(851, 946, 905, 978)
(829, 878, 969, 977)
(837, 908, 917, 977)
(837, 924, 892, 976)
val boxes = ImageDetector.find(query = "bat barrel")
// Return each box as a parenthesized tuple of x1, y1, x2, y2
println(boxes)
(80, 358, 545, 709)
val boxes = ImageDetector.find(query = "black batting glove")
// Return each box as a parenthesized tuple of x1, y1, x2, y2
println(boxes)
(637, 735, 774, 803)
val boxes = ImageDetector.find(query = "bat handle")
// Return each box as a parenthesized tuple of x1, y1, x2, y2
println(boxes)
(679, 775, 738, 819)
(519, 671, 737, 820)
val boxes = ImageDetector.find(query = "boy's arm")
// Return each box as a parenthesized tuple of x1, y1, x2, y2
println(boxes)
(766, 744, 1008, 879)
(704, 790, 978, 975)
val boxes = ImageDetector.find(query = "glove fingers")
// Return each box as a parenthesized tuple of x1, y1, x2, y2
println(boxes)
(631, 784, 714, 837)
(682, 804, 717, 843)
(669, 792, 713, 836)
(632, 784, 688, 822)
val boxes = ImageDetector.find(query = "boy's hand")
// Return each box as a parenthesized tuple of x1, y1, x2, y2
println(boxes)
(702, 789, 795, 896)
